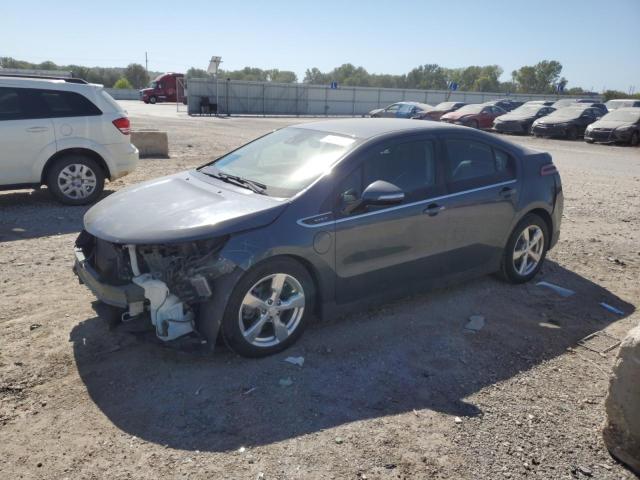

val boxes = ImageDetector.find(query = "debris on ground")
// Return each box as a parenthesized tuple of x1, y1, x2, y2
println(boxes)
(334, 437, 344, 444)
(454, 417, 463, 424)
(284, 356, 304, 367)
(278, 377, 293, 387)
(465, 315, 485, 332)
(29, 323, 42, 331)
(536, 281, 575, 297)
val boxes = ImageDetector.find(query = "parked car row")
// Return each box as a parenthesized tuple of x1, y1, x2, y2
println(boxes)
(369, 98, 640, 146)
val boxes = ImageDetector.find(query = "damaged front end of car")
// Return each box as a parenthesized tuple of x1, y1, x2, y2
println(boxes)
(73, 230, 235, 342)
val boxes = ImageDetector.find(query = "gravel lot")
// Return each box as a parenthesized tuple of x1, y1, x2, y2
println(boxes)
(1, 101, 639, 479)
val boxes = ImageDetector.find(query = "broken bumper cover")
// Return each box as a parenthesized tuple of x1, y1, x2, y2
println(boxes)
(73, 247, 145, 309)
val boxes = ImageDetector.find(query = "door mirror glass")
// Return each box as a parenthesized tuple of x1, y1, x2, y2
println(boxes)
(362, 180, 405, 206)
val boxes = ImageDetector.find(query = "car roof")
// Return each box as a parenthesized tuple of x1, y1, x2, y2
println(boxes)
(0, 75, 100, 92)
(294, 117, 494, 139)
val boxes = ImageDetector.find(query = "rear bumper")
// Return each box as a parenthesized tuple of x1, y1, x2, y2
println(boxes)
(104, 142, 139, 180)
(73, 247, 144, 308)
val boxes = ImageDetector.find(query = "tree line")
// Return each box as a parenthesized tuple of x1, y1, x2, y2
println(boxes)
(3, 57, 636, 98)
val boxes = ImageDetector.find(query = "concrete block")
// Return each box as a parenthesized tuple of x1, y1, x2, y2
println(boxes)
(603, 324, 640, 475)
(131, 129, 169, 158)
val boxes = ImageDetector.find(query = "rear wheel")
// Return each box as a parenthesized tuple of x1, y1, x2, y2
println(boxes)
(499, 213, 549, 284)
(46, 155, 105, 205)
(469, 119, 479, 129)
(221, 258, 314, 357)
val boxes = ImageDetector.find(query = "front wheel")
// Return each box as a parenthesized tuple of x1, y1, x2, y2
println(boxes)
(46, 155, 105, 205)
(499, 213, 549, 284)
(567, 126, 578, 140)
(148, 96, 157, 104)
(221, 258, 315, 357)
(630, 131, 639, 147)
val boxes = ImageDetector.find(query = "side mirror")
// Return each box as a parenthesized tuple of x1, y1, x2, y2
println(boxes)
(341, 180, 404, 215)
(362, 180, 405, 206)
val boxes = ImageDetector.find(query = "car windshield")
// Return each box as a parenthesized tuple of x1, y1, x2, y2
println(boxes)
(150, 81, 158, 88)
(510, 105, 543, 115)
(601, 109, 640, 122)
(456, 104, 483, 114)
(435, 102, 456, 109)
(200, 127, 358, 197)
(606, 100, 635, 110)
(553, 99, 577, 108)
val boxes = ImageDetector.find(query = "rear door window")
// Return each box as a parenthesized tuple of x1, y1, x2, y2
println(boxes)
(444, 138, 516, 192)
(0, 88, 21, 120)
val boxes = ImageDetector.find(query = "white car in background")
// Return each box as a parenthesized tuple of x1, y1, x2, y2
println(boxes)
(0, 75, 138, 205)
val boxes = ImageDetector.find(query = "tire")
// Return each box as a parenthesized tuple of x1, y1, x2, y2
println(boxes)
(470, 119, 479, 129)
(585, 138, 594, 144)
(630, 131, 639, 147)
(499, 213, 549, 284)
(149, 96, 157, 104)
(46, 155, 105, 205)
(220, 257, 315, 357)
(567, 126, 578, 140)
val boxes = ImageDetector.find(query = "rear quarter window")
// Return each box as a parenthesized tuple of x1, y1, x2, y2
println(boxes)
(39, 90, 102, 117)
(0, 88, 21, 120)
(445, 138, 516, 193)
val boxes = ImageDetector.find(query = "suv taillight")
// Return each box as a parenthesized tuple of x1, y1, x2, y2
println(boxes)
(540, 163, 557, 176)
(112, 117, 130, 135)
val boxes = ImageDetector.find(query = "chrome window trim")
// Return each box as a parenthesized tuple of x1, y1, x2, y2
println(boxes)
(297, 179, 517, 228)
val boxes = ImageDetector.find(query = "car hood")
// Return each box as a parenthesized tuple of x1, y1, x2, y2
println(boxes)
(369, 108, 384, 116)
(442, 111, 476, 120)
(83, 171, 288, 244)
(497, 112, 536, 122)
(139, 88, 154, 94)
(589, 120, 631, 129)
(536, 115, 579, 124)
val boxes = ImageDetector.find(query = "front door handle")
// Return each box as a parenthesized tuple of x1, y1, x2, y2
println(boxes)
(26, 126, 49, 133)
(424, 203, 445, 216)
(499, 186, 516, 199)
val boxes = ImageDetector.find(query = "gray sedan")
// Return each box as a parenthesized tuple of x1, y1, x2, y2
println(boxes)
(73, 119, 563, 357)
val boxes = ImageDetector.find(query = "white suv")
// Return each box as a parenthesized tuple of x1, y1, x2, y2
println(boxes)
(0, 75, 138, 205)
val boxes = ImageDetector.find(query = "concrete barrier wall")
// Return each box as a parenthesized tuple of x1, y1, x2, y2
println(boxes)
(187, 78, 600, 116)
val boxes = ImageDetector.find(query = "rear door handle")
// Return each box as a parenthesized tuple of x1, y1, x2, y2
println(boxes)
(499, 186, 516, 199)
(424, 203, 445, 216)
(26, 126, 49, 133)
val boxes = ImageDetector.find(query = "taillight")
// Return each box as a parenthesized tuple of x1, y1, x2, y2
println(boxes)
(540, 163, 557, 176)
(112, 117, 130, 135)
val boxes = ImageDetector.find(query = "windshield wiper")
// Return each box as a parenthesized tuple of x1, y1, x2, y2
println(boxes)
(201, 167, 267, 194)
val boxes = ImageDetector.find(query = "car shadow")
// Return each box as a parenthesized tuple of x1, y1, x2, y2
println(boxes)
(0, 189, 114, 242)
(70, 261, 634, 452)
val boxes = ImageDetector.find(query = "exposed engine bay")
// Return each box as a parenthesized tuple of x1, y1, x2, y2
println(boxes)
(75, 231, 235, 341)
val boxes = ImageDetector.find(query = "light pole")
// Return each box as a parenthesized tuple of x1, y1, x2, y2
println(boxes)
(207, 56, 222, 115)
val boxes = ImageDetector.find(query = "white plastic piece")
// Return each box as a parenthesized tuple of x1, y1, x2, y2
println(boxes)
(132, 273, 194, 341)
(127, 244, 141, 276)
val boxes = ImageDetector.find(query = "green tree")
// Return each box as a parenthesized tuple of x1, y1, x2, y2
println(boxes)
(113, 77, 133, 89)
(124, 63, 149, 89)
(513, 60, 563, 93)
(185, 67, 210, 80)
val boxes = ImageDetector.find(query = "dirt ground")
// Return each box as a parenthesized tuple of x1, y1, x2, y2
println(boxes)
(1, 101, 639, 479)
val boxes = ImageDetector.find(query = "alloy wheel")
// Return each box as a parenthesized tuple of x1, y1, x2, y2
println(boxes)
(238, 273, 305, 348)
(512, 225, 545, 276)
(57, 163, 97, 200)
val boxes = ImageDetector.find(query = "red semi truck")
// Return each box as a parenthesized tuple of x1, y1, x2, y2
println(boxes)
(140, 72, 186, 104)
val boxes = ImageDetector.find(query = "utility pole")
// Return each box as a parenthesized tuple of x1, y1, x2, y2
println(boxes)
(145, 52, 148, 73)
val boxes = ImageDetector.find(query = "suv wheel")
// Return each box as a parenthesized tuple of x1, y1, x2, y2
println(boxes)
(220, 258, 314, 357)
(567, 126, 578, 140)
(630, 131, 639, 147)
(47, 155, 105, 205)
(499, 213, 549, 284)
(149, 96, 157, 104)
